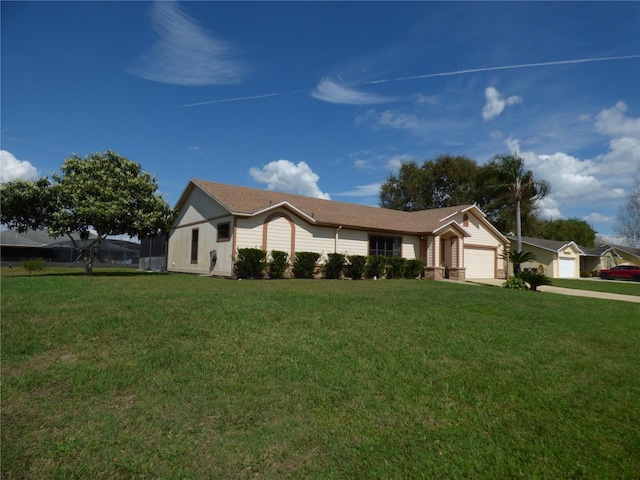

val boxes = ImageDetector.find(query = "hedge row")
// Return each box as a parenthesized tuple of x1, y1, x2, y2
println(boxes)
(234, 248, 425, 280)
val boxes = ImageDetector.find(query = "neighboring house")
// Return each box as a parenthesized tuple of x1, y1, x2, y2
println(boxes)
(167, 179, 509, 280)
(0, 228, 140, 265)
(0, 228, 55, 262)
(507, 236, 584, 278)
(580, 245, 619, 274)
(608, 244, 640, 266)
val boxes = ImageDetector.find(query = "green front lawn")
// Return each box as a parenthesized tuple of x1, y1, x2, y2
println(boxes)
(2, 271, 639, 478)
(551, 277, 640, 296)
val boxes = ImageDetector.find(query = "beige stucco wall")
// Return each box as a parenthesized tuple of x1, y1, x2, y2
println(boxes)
(518, 246, 555, 276)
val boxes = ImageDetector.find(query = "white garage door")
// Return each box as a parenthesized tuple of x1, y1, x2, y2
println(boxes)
(464, 247, 496, 279)
(558, 258, 576, 278)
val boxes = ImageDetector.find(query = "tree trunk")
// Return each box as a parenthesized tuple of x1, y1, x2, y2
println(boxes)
(516, 199, 522, 253)
(514, 262, 522, 277)
(82, 238, 101, 275)
(84, 255, 93, 275)
(84, 250, 94, 275)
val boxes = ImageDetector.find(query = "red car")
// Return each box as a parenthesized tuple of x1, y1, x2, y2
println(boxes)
(598, 265, 640, 281)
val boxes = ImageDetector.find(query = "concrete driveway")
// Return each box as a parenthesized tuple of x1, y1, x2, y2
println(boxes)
(467, 278, 640, 304)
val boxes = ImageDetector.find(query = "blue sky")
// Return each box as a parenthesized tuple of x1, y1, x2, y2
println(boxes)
(2, 1, 639, 238)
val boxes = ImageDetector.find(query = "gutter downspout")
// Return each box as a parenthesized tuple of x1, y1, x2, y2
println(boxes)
(335, 226, 342, 253)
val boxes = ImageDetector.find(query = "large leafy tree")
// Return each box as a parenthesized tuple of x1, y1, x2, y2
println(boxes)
(379, 155, 480, 211)
(479, 154, 550, 253)
(614, 171, 640, 247)
(1, 151, 175, 275)
(540, 217, 596, 247)
(378, 154, 547, 239)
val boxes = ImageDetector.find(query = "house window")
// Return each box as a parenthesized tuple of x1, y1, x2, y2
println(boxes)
(369, 235, 402, 257)
(191, 228, 199, 264)
(217, 222, 230, 242)
(463, 213, 469, 227)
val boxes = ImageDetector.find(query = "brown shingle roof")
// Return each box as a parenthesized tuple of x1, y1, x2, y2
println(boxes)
(191, 179, 475, 235)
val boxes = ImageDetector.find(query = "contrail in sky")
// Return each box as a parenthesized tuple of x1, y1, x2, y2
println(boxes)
(363, 55, 640, 84)
(181, 55, 640, 107)
(181, 92, 284, 107)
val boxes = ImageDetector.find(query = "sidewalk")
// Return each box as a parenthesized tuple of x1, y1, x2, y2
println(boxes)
(467, 278, 640, 304)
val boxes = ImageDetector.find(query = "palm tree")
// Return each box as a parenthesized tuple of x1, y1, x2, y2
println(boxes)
(483, 154, 550, 253)
(501, 249, 536, 277)
(519, 270, 552, 291)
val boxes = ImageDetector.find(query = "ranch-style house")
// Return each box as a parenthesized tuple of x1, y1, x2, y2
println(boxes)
(167, 179, 509, 280)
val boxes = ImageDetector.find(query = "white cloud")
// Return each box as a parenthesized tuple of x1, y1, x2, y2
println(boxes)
(414, 93, 438, 105)
(334, 183, 381, 197)
(353, 159, 371, 169)
(585, 212, 614, 224)
(503, 100, 639, 235)
(378, 111, 421, 130)
(387, 154, 412, 170)
(594, 101, 640, 138)
(482, 87, 522, 121)
(504, 136, 521, 154)
(0, 150, 39, 183)
(537, 196, 562, 220)
(249, 160, 331, 200)
(503, 140, 589, 222)
(510, 139, 625, 205)
(355, 109, 421, 130)
(533, 152, 600, 199)
(311, 79, 393, 105)
(129, 1, 247, 86)
(593, 102, 640, 177)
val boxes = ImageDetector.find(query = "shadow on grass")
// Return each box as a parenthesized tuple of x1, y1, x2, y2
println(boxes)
(1, 267, 165, 278)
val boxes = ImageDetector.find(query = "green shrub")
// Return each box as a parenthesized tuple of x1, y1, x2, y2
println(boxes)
(234, 248, 267, 279)
(22, 258, 48, 274)
(502, 277, 526, 290)
(346, 255, 367, 280)
(323, 252, 346, 279)
(520, 270, 552, 291)
(365, 255, 387, 279)
(385, 257, 407, 279)
(268, 250, 289, 279)
(293, 252, 321, 279)
(404, 259, 425, 279)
